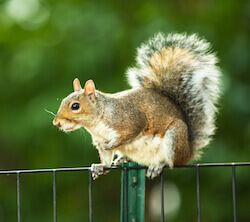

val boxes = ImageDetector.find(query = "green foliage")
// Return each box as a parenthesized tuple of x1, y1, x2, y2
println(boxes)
(0, 0, 249, 221)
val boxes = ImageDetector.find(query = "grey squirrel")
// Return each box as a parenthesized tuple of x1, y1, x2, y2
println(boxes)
(53, 33, 221, 179)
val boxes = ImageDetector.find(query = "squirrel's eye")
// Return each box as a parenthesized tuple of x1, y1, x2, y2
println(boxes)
(71, 102, 80, 110)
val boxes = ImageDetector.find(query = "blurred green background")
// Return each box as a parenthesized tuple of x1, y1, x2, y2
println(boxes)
(0, 0, 249, 221)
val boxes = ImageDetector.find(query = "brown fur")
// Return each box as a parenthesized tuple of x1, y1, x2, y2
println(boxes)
(169, 119, 193, 165)
(149, 48, 199, 77)
(53, 33, 221, 179)
(54, 84, 193, 166)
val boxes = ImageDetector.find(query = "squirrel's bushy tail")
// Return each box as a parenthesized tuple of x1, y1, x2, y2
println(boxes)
(127, 33, 221, 157)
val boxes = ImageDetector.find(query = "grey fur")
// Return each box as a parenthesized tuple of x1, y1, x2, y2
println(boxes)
(127, 33, 221, 158)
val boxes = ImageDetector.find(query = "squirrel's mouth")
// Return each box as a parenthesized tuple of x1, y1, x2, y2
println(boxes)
(53, 117, 82, 133)
(62, 124, 82, 133)
(64, 127, 74, 132)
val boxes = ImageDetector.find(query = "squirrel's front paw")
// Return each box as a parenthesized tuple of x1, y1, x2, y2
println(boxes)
(113, 156, 130, 166)
(91, 164, 104, 180)
(90, 163, 110, 180)
(102, 140, 116, 150)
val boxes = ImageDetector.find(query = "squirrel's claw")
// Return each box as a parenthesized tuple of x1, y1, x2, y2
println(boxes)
(91, 163, 110, 180)
(91, 163, 104, 180)
(146, 165, 164, 179)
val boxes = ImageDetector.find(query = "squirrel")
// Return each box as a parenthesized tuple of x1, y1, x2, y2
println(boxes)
(53, 33, 221, 179)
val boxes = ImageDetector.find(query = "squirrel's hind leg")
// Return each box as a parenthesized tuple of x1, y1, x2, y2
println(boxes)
(170, 119, 192, 166)
(161, 119, 192, 168)
(146, 119, 191, 179)
(145, 128, 175, 179)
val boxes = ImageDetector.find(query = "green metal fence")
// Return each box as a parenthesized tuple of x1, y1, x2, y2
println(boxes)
(0, 162, 249, 221)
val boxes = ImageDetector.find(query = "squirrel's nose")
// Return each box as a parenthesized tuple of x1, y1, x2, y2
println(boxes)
(53, 118, 61, 128)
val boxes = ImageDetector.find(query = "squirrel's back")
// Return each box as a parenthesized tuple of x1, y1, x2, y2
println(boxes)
(127, 33, 221, 158)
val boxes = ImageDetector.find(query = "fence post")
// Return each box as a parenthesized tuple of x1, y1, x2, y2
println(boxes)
(120, 162, 146, 222)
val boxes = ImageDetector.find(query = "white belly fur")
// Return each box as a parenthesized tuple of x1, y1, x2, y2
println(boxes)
(116, 132, 174, 167)
(87, 121, 175, 167)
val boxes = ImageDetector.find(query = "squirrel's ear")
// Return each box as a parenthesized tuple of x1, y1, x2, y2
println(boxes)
(84, 80, 96, 104)
(84, 79, 96, 96)
(73, 78, 82, 92)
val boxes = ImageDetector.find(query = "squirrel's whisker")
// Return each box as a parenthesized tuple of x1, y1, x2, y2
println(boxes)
(44, 108, 56, 117)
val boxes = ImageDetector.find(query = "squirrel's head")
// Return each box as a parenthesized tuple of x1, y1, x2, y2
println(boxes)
(53, 78, 98, 132)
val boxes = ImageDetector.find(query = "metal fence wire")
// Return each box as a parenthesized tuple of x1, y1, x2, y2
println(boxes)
(0, 162, 249, 222)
